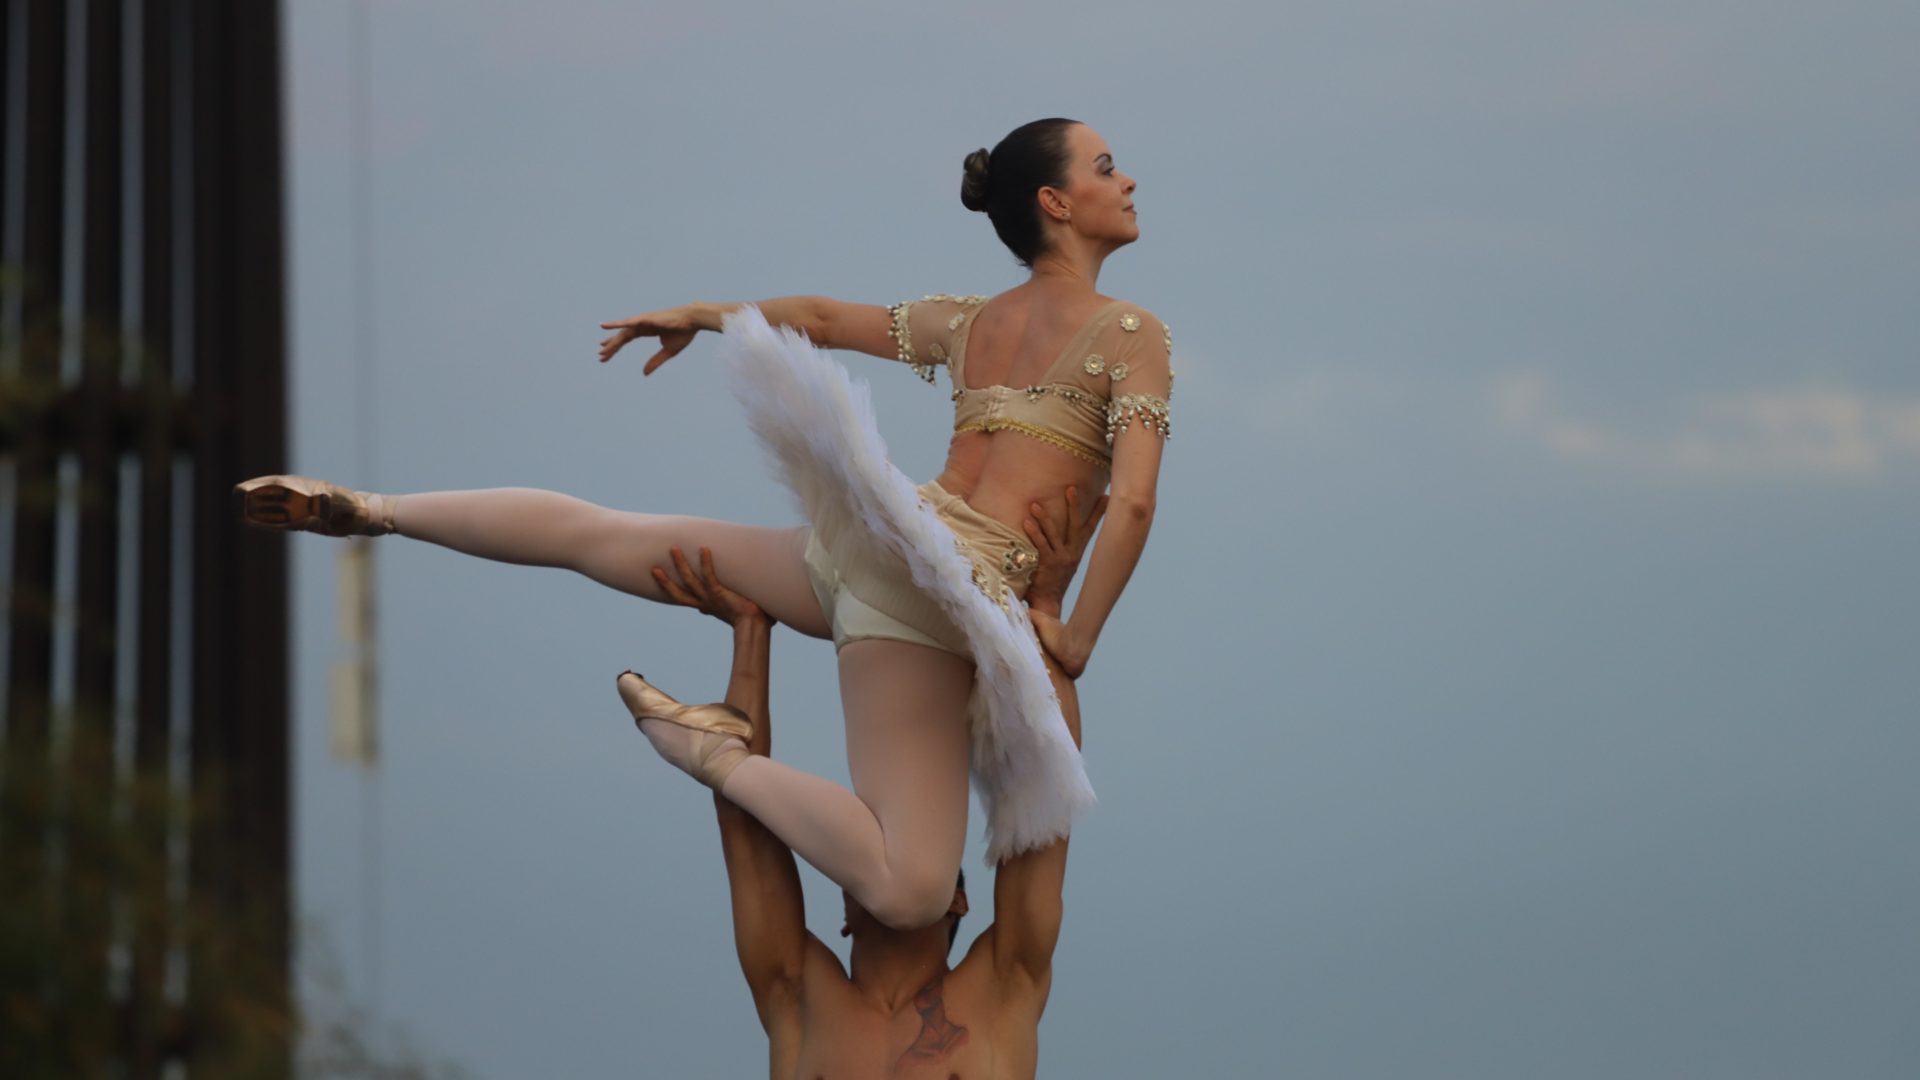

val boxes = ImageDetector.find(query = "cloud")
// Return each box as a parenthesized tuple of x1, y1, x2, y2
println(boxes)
(1494, 375, 1920, 479)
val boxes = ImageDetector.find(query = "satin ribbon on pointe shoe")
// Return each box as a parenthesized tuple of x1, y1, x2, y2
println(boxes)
(616, 672, 753, 789)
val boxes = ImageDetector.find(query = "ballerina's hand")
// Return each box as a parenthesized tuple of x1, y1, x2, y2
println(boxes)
(599, 306, 702, 372)
(1029, 609, 1091, 680)
(650, 546, 768, 627)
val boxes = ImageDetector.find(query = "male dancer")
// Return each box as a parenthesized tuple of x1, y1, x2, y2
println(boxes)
(645, 488, 1102, 1078)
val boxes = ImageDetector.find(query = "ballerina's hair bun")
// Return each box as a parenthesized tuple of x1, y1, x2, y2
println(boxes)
(960, 148, 993, 212)
(965, 118, 1080, 267)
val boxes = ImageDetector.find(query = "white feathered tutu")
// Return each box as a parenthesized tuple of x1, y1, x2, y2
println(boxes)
(717, 307, 1094, 863)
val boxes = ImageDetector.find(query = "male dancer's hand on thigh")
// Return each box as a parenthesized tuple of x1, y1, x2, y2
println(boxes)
(650, 545, 768, 629)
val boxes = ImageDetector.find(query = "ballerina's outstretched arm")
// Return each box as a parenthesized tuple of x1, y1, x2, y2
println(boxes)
(598, 297, 893, 370)
(598, 295, 968, 378)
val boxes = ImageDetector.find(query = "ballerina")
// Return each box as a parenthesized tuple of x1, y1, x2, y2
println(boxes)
(238, 118, 1171, 930)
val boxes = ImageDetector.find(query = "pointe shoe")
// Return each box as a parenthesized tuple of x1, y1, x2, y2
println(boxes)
(234, 475, 396, 537)
(616, 672, 753, 789)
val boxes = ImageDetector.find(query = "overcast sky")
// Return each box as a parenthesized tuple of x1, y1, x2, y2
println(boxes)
(283, 1, 1919, 1075)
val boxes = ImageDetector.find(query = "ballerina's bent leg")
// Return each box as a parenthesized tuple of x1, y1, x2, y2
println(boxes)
(666, 637, 975, 931)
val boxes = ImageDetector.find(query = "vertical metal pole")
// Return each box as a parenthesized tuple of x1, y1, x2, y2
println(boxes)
(124, 0, 175, 1072)
(226, 1, 291, 1048)
(69, 0, 125, 1049)
(0, 0, 12, 287)
(3, 0, 69, 927)
(185, 0, 233, 1056)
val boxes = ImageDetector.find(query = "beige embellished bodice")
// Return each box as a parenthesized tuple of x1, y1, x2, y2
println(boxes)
(886, 294, 1174, 468)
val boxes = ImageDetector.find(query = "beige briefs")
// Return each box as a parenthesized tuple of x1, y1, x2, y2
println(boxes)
(803, 479, 1038, 654)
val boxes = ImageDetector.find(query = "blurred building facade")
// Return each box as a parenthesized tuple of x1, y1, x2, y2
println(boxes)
(2, 0, 291, 1073)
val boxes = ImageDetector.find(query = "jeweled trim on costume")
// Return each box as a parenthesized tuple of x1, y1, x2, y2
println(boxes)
(969, 565, 1013, 610)
(885, 300, 932, 382)
(955, 419, 1111, 467)
(1107, 394, 1172, 444)
(887, 295, 989, 385)
(950, 383, 1104, 409)
(951, 538, 1035, 612)
(1001, 546, 1036, 577)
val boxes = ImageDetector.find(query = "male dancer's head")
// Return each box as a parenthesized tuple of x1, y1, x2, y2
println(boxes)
(841, 871, 969, 952)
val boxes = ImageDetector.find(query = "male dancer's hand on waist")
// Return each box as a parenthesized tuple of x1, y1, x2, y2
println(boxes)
(1024, 485, 1108, 622)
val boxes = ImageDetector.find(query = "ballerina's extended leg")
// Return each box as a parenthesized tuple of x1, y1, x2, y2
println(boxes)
(235, 476, 829, 636)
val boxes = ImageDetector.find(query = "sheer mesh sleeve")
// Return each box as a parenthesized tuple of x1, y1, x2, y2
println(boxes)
(1104, 307, 1173, 443)
(885, 294, 987, 383)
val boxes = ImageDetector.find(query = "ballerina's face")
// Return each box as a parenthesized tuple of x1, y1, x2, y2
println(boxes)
(1050, 124, 1140, 251)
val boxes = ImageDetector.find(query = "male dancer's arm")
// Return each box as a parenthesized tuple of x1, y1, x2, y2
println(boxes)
(985, 657, 1080, 1006)
(985, 488, 1104, 1002)
(651, 550, 811, 1054)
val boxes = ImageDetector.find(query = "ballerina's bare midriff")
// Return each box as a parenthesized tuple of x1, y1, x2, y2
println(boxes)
(935, 425, 1107, 537)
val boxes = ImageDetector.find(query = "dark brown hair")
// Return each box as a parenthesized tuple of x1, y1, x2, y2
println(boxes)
(961, 118, 1081, 267)
(948, 868, 967, 951)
